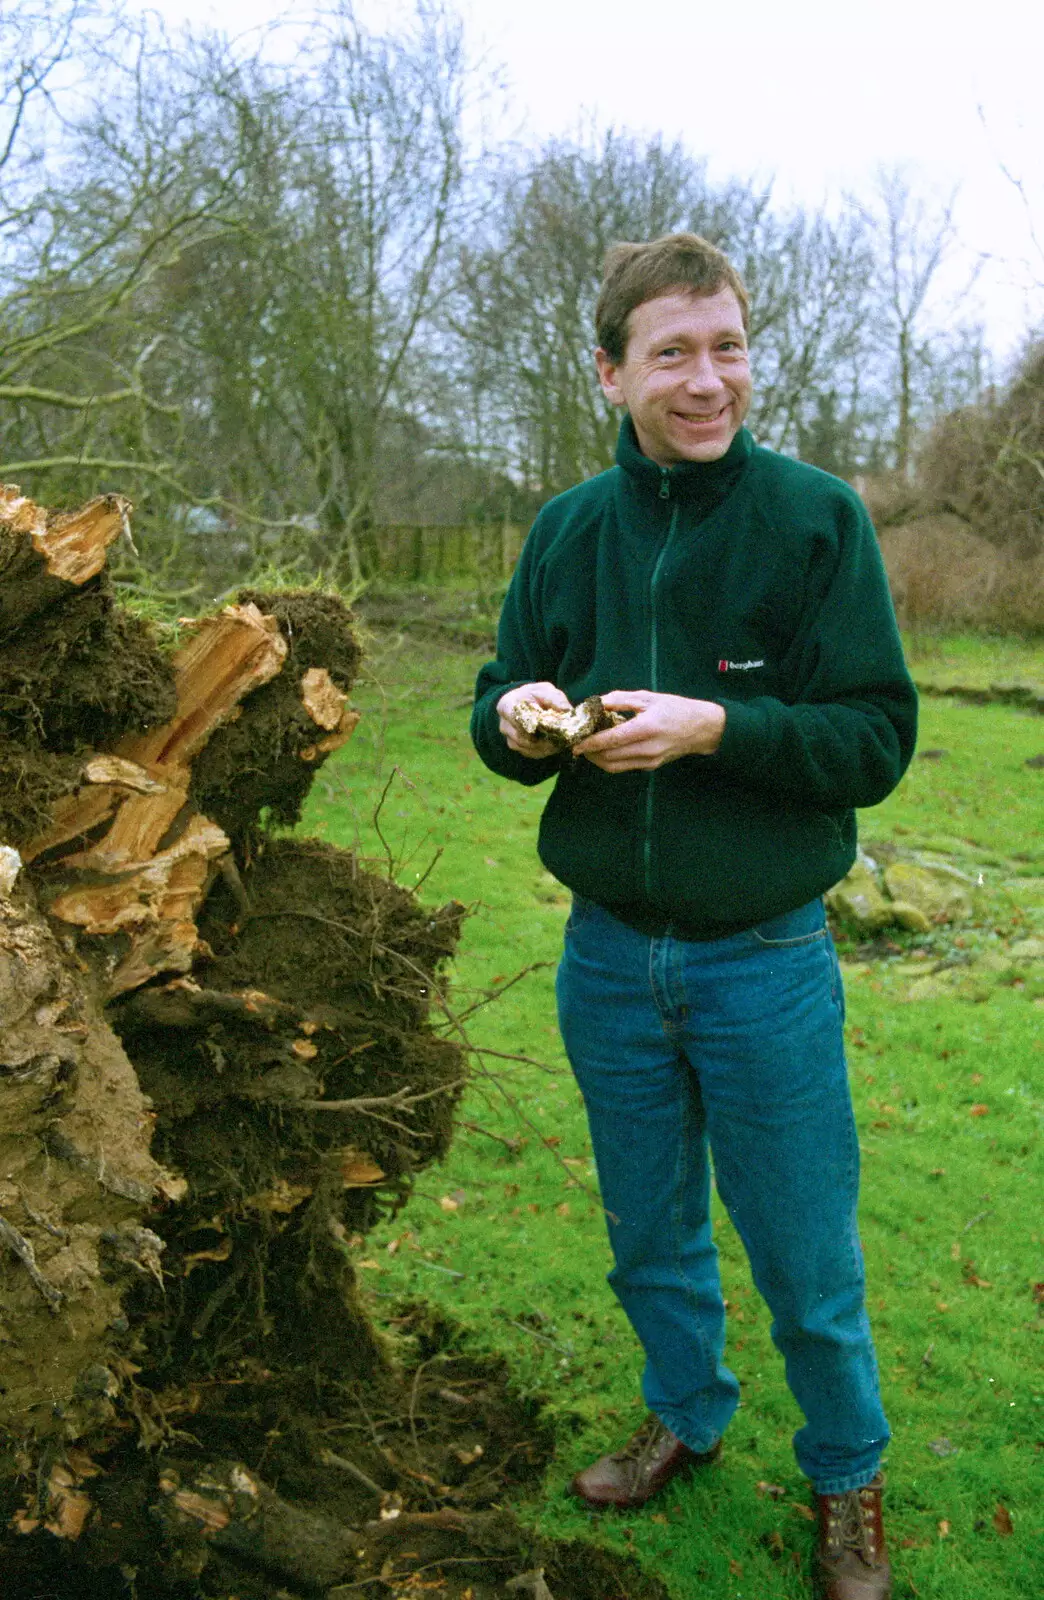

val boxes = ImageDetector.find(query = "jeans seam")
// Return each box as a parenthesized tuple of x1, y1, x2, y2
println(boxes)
(670, 1069, 720, 1427)
(750, 928, 828, 949)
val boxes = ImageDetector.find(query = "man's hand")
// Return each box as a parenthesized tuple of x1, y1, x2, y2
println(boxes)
(497, 682, 572, 759)
(572, 690, 726, 771)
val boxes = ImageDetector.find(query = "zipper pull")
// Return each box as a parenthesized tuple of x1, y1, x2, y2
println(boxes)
(658, 468, 670, 501)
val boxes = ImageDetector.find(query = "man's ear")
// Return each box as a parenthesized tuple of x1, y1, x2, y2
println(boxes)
(595, 347, 625, 406)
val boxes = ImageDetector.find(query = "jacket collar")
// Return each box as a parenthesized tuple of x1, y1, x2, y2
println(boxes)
(615, 413, 753, 514)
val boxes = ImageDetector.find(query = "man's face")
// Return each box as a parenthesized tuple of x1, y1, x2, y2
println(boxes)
(595, 287, 752, 466)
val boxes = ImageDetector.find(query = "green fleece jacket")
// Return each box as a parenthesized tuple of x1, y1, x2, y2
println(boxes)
(471, 417, 918, 936)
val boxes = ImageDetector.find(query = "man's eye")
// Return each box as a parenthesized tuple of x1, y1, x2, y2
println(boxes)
(658, 346, 681, 359)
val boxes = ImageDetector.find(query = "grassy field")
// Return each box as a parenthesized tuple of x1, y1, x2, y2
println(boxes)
(302, 624, 1043, 1600)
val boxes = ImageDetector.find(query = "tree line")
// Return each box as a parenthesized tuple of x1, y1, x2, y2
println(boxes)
(0, 1, 1013, 588)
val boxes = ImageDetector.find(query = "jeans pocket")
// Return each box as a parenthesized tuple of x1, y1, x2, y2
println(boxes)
(565, 892, 598, 934)
(748, 898, 828, 948)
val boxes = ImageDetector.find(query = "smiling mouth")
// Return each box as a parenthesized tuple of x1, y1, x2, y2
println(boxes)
(673, 405, 729, 425)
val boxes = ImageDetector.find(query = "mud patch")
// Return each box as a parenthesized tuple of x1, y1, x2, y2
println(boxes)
(1, 1307, 668, 1600)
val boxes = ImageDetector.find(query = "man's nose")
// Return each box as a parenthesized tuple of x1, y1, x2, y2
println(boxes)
(683, 349, 720, 390)
(682, 347, 720, 387)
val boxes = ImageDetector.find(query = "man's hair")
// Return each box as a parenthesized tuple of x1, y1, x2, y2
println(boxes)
(595, 232, 750, 364)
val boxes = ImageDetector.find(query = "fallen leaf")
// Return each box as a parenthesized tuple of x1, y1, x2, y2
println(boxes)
(650, 1512, 668, 1525)
(790, 1502, 817, 1522)
(935, 1300, 951, 1313)
(760, 1530, 785, 1559)
(171, 1490, 231, 1532)
(993, 1504, 1014, 1537)
(728, 1558, 744, 1576)
(969, 1103, 990, 1116)
(341, 1151, 385, 1188)
(950, 1241, 961, 1260)
(757, 1481, 786, 1499)
(246, 1179, 313, 1213)
(291, 1037, 318, 1060)
(439, 1195, 459, 1212)
(357, 1259, 381, 1270)
(183, 1237, 232, 1272)
(1032, 1282, 1044, 1305)
(938, 1519, 951, 1538)
(555, 1202, 571, 1217)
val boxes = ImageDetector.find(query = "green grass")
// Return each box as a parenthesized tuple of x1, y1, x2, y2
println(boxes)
(904, 631, 1044, 690)
(302, 630, 1043, 1600)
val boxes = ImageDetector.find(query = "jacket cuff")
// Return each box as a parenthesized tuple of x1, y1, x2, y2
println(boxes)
(712, 697, 773, 774)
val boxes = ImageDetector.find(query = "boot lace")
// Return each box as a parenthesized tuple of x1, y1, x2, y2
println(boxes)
(823, 1479, 882, 1564)
(613, 1416, 668, 1474)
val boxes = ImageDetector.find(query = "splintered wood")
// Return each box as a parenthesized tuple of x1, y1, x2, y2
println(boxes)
(300, 666, 362, 761)
(25, 603, 293, 997)
(0, 484, 128, 586)
(124, 604, 287, 768)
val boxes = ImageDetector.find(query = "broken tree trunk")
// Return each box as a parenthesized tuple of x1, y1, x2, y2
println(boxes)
(0, 484, 464, 1524)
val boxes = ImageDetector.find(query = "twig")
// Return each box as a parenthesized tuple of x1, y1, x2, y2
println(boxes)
(318, 1448, 384, 1498)
(412, 846, 444, 895)
(20, 1199, 68, 1241)
(500, 1314, 574, 1359)
(372, 767, 401, 878)
(407, 1359, 435, 1505)
(416, 1260, 465, 1280)
(459, 1120, 524, 1154)
(296, 1080, 466, 1115)
(191, 1260, 249, 1341)
(449, 962, 554, 1024)
(0, 1214, 64, 1312)
(385, 951, 609, 1210)
(463, 1045, 563, 1077)
(962, 1208, 993, 1233)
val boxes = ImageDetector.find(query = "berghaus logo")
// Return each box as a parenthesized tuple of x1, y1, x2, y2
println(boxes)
(718, 658, 765, 672)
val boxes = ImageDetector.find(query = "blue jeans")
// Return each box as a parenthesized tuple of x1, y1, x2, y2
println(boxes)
(555, 895, 889, 1494)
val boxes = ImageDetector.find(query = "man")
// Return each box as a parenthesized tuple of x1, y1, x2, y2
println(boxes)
(470, 233, 916, 1600)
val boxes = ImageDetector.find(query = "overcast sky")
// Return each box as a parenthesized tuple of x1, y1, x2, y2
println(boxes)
(150, 0, 1044, 365)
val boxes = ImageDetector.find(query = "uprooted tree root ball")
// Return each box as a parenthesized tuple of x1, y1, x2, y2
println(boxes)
(0, 484, 670, 1598)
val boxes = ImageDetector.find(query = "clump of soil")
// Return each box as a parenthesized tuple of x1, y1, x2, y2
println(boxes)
(0, 569, 176, 845)
(1, 1306, 669, 1600)
(0, 740, 84, 845)
(107, 835, 466, 1377)
(0, 590, 176, 751)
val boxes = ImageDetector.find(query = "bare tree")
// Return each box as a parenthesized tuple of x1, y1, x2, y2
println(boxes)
(445, 131, 882, 494)
(858, 167, 974, 478)
(150, 1, 476, 585)
(0, 8, 251, 512)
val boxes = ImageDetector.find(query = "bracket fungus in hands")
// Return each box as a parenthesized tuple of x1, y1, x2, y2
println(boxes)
(511, 694, 627, 751)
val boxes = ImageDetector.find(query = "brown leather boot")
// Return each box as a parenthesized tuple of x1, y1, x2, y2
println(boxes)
(814, 1473, 891, 1599)
(568, 1415, 721, 1511)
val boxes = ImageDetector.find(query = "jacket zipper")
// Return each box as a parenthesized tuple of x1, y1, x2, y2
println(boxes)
(644, 471, 677, 899)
